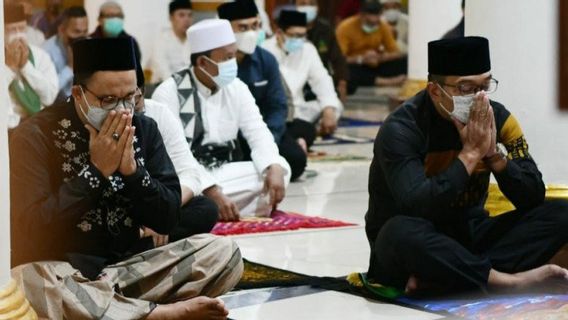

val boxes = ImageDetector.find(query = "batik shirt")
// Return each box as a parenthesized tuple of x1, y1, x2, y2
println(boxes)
(10, 101, 181, 269)
(365, 90, 545, 245)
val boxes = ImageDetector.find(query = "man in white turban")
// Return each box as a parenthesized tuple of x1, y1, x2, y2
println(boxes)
(152, 19, 291, 221)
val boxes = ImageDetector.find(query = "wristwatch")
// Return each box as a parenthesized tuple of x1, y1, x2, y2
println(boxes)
(484, 143, 508, 164)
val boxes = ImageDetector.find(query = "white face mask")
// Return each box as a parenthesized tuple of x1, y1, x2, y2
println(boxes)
(235, 30, 258, 55)
(383, 9, 401, 23)
(437, 84, 475, 124)
(7, 31, 27, 44)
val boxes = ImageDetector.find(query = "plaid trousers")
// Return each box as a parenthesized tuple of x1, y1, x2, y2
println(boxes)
(11, 234, 243, 319)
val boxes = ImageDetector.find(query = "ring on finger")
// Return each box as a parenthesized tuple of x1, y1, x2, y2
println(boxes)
(112, 133, 120, 141)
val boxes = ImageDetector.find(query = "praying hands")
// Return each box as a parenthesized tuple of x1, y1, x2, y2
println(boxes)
(86, 110, 137, 177)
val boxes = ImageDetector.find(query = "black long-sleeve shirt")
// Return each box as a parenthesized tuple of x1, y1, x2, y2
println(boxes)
(366, 90, 545, 245)
(10, 101, 181, 270)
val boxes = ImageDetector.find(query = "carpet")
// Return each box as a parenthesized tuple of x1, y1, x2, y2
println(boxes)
(211, 210, 356, 236)
(313, 133, 374, 146)
(236, 259, 316, 290)
(347, 272, 568, 319)
(338, 117, 383, 127)
(400, 293, 568, 319)
(308, 151, 371, 162)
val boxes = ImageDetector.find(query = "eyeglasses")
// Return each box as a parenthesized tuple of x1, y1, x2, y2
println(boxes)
(83, 86, 143, 111)
(440, 78, 499, 95)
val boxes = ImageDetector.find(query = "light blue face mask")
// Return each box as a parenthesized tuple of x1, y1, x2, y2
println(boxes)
(284, 37, 304, 54)
(201, 56, 238, 88)
(296, 5, 318, 23)
(103, 17, 124, 37)
(257, 29, 266, 46)
(362, 23, 379, 34)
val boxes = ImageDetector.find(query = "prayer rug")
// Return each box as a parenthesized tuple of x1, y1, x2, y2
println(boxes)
(236, 259, 316, 290)
(348, 272, 568, 319)
(338, 117, 383, 127)
(400, 293, 568, 319)
(313, 133, 374, 146)
(308, 151, 371, 162)
(211, 211, 356, 236)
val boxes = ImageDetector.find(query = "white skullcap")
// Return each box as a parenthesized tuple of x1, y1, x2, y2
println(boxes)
(187, 19, 236, 54)
(380, 0, 401, 3)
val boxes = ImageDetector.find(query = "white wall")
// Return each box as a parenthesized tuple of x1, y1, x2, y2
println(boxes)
(0, 3, 12, 288)
(467, 0, 568, 184)
(408, 0, 462, 79)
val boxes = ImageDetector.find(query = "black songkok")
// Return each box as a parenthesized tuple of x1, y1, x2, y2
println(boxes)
(217, 0, 259, 21)
(428, 36, 491, 76)
(72, 38, 137, 75)
(278, 10, 307, 30)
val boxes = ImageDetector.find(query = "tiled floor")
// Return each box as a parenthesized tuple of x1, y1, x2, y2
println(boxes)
(220, 88, 448, 319)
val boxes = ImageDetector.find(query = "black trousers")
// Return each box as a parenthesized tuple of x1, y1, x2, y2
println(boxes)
(169, 196, 219, 242)
(348, 56, 408, 94)
(287, 119, 317, 149)
(368, 200, 568, 292)
(239, 126, 309, 181)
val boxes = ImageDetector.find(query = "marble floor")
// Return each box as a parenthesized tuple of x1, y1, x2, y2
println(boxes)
(219, 87, 452, 319)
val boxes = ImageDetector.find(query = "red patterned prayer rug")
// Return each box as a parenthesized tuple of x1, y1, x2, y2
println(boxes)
(211, 210, 356, 236)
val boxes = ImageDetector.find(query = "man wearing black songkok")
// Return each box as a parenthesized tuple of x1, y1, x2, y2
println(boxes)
(366, 36, 568, 295)
(10, 37, 242, 320)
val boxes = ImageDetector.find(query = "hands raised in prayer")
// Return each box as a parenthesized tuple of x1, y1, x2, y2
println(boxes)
(5, 39, 28, 72)
(455, 91, 494, 175)
(87, 110, 138, 177)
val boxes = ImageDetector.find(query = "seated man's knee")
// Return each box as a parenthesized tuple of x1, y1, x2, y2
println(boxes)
(285, 149, 307, 181)
(377, 216, 433, 252)
(544, 199, 568, 229)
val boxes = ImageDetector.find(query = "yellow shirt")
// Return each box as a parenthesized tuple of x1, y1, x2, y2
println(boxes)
(336, 15, 399, 57)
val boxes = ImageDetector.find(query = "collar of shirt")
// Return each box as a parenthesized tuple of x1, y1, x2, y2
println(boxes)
(190, 67, 214, 98)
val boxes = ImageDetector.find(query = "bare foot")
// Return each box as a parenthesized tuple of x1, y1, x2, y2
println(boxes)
(146, 296, 228, 320)
(296, 138, 308, 155)
(513, 265, 568, 290)
(489, 265, 568, 292)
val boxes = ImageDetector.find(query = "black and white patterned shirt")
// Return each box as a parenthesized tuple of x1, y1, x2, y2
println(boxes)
(10, 101, 181, 271)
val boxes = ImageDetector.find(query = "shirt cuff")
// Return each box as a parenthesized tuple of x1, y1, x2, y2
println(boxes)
(76, 163, 106, 195)
(20, 61, 35, 79)
(4, 65, 16, 83)
(447, 158, 471, 193)
(122, 166, 152, 190)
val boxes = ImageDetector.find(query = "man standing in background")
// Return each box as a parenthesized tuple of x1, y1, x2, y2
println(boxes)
(149, 0, 193, 84)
